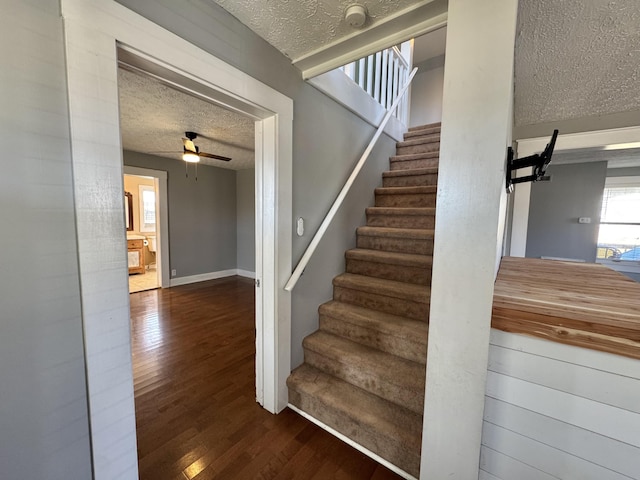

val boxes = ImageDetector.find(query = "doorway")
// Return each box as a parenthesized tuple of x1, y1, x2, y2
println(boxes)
(123, 167, 170, 292)
(63, 3, 293, 477)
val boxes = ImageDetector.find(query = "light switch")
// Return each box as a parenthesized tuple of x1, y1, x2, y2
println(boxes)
(296, 217, 304, 236)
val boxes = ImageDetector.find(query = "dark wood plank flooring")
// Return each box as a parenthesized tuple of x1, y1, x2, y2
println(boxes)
(130, 276, 403, 480)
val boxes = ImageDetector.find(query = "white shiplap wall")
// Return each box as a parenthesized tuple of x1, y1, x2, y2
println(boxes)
(481, 329, 640, 480)
(0, 2, 93, 479)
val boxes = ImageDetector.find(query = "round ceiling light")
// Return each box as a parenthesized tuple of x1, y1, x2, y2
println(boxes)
(182, 151, 200, 163)
(345, 5, 367, 28)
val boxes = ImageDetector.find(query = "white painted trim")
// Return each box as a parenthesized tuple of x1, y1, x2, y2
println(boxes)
(236, 269, 256, 279)
(62, 2, 292, 478)
(169, 269, 238, 287)
(518, 125, 640, 157)
(287, 404, 417, 480)
(294, 1, 447, 79)
(124, 166, 170, 288)
(308, 69, 405, 141)
(606, 175, 640, 187)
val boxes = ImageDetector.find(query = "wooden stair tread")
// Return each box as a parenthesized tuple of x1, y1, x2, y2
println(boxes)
(333, 273, 429, 304)
(346, 248, 432, 268)
(319, 301, 428, 364)
(356, 226, 435, 240)
(383, 167, 438, 178)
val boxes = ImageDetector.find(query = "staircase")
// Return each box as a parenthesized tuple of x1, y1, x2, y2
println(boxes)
(287, 122, 441, 478)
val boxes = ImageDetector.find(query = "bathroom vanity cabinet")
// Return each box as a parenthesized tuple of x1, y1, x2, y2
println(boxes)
(127, 239, 145, 275)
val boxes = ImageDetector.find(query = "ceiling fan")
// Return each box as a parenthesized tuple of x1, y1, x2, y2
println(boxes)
(182, 131, 232, 163)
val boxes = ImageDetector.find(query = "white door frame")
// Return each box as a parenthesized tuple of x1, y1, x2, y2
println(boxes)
(123, 166, 170, 288)
(62, 1, 292, 478)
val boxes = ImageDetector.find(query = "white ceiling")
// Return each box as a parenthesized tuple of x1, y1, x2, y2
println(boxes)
(118, 68, 255, 171)
(211, 0, 429, 61)
(514, 0, 640, 127)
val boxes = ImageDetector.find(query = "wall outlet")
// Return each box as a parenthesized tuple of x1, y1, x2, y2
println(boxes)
(171, 269, 177, 277)
(578, 217, 591, 224)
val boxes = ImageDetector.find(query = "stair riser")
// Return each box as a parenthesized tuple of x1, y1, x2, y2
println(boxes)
(375, 192, 436, 208)
(356, 235, 434, 255)
(409, 122, 441, 132)
(404, 127, 441, 140)
(366, 213, 435, 229)
(287, 389, 421, 477)
(318, 314, 427, 364)
(390, 157, 439, 171)
(303, 349, 425, 415)
(346, 258, 431, 286)
(397, 141, 440, 156)
(382, 173, 438, 187)
(334, 286, 429, 322)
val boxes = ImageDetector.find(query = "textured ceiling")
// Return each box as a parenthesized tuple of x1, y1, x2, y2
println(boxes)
(118, 68, 255, 170)
(515, 0, 640, 127)
(211, 0, 427, 60)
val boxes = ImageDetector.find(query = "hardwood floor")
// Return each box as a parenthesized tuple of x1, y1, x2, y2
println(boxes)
(130, 276, 403, 480)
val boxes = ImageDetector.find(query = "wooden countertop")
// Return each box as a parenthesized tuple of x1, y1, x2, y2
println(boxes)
(492, 256, 640, 360)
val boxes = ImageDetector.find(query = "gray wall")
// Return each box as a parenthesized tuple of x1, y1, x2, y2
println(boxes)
(124, 151, 237, 278)
(526, 162, 608, 262)
(115, 0, 398, 366)
(236, 169, 255, 273)
(0, 2, 92, 479)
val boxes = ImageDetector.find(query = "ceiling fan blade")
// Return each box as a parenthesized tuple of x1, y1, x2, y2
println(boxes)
(182, 138, 197, 153)
(199, 152, 232, 162)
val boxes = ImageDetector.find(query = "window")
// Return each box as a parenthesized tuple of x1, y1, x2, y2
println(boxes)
(139, 184, 156, 233)
(597, 177, 640, 262)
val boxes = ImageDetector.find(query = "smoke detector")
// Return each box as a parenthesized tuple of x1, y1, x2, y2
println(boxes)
(345, 4, 367, 28)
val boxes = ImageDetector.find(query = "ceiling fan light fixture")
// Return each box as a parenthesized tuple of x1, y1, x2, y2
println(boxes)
(182, 151, 200, 163)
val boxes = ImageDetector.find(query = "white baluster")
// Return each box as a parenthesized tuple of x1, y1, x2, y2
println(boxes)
(374, 51, 382, 103)
(366, 54, 374, 96)
(358, 57, 366, 89)
(380, 49, 388, 107)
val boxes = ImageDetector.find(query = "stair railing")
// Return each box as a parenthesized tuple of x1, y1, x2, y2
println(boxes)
(284, 67, 418, 292)
(341, 45, 412, 124)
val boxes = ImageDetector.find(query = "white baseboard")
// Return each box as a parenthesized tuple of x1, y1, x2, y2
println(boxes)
(287, 404, 417, 480)
(236, 269, 256, 279)
(169, 269, 256, 287)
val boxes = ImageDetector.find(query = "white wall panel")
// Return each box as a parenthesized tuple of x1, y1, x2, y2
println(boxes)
(0, 2, 93, 479)
(480, 447, 557, 480)
(482, 329, 640, 480)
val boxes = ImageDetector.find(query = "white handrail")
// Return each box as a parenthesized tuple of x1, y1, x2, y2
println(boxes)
(392, 45, 410, 68)
(285, 67, 418, 292)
